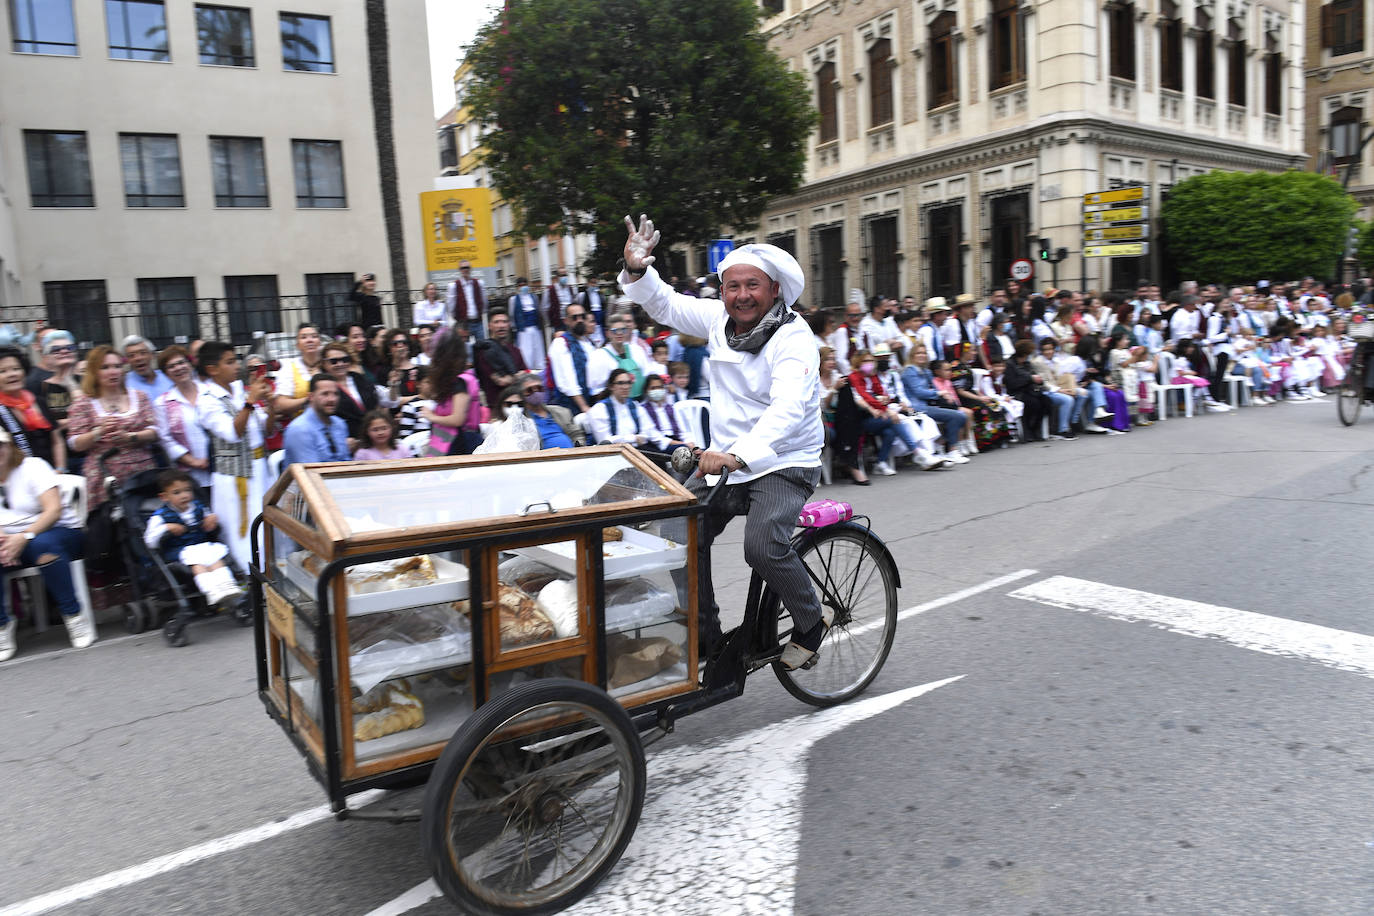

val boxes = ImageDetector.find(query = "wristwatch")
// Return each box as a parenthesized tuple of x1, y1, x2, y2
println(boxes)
(22, 532, 35, 541)
(729, 453, 749, 471)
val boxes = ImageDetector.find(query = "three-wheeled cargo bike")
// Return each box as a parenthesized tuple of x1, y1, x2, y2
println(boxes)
(251, 445, 899, 914)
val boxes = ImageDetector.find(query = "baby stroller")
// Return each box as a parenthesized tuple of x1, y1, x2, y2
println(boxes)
(107, 466, 250, 637)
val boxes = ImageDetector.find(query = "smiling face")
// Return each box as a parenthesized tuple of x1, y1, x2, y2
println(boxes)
(323, 346, 352, 380)
(163, 354, 194, 386)
(297, 325, 322, 357)
(720, 265, 780, 333)
(0, 355, 24, 393)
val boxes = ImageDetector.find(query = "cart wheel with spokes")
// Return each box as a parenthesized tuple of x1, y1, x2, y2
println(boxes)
(421, 678, 646, 915)
(771, 526, 898, 707)
(1338, 351, 1365, 426)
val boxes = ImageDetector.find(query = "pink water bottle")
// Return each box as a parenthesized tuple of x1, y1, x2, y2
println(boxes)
(797, 499, 853, 528)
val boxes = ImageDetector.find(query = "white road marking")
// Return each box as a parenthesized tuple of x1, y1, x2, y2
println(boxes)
(360, 879, 442, 916)
(844, 568, 1038, 639)
(1009, 575, 1374, 678)
(369, 676, 964, 916)
(0, 790, 385, 916)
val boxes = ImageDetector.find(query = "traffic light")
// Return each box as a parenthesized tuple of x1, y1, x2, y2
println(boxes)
(1345, 226, 1360, 259)
(1037, 238, 1051, 261)
(1055, 247, 1069, 262)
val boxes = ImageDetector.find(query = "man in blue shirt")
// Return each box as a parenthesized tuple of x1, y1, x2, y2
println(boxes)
(281, 375, 350, 469)
(121, 335, 173, 402)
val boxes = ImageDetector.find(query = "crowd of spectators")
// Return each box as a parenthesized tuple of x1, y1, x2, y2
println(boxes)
(1, 271, 1370, 658)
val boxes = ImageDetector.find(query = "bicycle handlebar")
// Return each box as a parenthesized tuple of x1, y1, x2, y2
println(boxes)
(641, 445, 731, 508)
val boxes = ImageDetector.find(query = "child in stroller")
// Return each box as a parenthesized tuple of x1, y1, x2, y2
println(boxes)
(136, 469, 248, 646)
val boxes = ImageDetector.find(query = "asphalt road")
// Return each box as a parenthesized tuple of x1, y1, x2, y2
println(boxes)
(3, 395, 1372, 916)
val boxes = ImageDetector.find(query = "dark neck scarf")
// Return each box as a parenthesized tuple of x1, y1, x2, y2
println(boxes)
(726, 298, 796, 353)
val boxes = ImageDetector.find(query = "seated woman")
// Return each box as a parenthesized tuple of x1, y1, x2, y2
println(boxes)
(847, 349, 924, 476)
(947, 355, 1010, 451)
(0, 429, 92, 661)
(1003, 340, 1055, 442)
(0, 346, 63, 469)
(819, 346, 867, 484)
(587, 368, 669, 450)
(899, 343, 969, 463)
(503, 374, 582, 448)
(639, 374, 695, 450)
(929, 360, 982, 457)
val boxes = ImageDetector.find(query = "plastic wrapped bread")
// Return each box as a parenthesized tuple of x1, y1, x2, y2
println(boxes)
(353, 685, 425, 741)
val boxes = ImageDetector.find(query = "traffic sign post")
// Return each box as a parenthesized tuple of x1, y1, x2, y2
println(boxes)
(1008, 258, 1034, 283)
(1081, 185, 1150, 269)
(707, 239, 734, 274)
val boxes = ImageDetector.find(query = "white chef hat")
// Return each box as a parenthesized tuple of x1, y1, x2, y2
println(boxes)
(717, 244, 805, 308)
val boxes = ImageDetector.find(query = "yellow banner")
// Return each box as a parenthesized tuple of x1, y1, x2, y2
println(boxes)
(421, 189, 495, 270)
(1083, 186, 1146, 206)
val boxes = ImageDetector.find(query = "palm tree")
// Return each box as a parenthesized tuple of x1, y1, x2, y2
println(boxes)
(364, 0, 410, 302)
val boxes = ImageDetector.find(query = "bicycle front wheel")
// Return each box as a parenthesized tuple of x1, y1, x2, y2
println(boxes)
(772, 526, 898, 707)
(1338, 351, 1365, 426)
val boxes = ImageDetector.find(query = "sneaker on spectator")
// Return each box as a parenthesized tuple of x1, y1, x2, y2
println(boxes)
(1307, 387, 1327, 398)
(1093, 407, 1113, 421)
(1286, 389, 1310, 401)
(1082, 421, 1109, 434)
(1059, 430, 1078, 439)
(1205, 401, 1231, 412)
(944, 451, 970, 465)
(0, 618, 16, 662)
(64, 613, 95, 649)
(872, 461, 897, 476)
(1105, 428, 1126, 435)
(916, 454, 951, 471)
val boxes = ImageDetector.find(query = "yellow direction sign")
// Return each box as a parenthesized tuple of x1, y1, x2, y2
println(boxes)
(1083, 205, 1148, 224)
(421, 188, 496, 270)
(1084, 242, 1150, 258)
(1084, 225, 1147, 242)
(1083, 187, 1146, 207)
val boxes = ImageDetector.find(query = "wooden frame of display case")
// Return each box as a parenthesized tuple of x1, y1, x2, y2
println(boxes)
(252, 446, 704, 808)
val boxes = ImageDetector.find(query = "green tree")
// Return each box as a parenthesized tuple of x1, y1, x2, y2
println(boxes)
(1357, 218, 1374, 274)
(1161, 170, 1357, 284)
(464, 0, 816, 276)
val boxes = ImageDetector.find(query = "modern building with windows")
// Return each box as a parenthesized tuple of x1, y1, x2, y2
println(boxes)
(1305, 0, 1374, 216)
(0, 0, 435, 346)
(734, 0, 1306, 307)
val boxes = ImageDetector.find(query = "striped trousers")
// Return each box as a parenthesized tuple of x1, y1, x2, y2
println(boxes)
(683, 465, 823, 646)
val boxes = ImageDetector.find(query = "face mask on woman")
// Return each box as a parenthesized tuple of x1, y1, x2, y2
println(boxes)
(859, 361, 876, 375)
(1002, 322, 1014, 334)
(524, 389, 547, 408)
(646, 388, 666, 402)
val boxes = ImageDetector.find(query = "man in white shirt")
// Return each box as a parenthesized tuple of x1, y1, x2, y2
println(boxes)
(864, 296, 910, 363)
(1169, 296, 1204, 343)
(543, 268, 577, 333)
(445, 261, 486, 340)
(829, 302, 873, 374)
(917, 299, 951, 361)
(621, 215, 827, 671)
(546, 301, 600, 413)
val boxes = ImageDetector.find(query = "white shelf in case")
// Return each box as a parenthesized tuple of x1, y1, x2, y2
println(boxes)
(349, 626, 473, 692)
(514, 527, 686, 581)
(285, 552, 470, 616)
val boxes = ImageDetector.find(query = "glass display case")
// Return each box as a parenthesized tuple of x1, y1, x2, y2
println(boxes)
(252, 446, 701, 792)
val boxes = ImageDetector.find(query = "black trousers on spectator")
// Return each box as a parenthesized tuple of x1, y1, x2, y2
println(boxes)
(1016, 392, 1052, 441)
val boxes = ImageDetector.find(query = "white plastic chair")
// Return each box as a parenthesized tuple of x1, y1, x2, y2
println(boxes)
(1154, 352, 1194, 419)
(400, 430, 431, 456)
(6, 474, 96, 635)
(1225, 373, 1253, 407)
(673, 399, 711, 449)
(266, 449, 285, 479)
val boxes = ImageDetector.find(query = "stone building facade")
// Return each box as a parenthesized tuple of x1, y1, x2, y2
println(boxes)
(1303, 0, 1374, 217)
(716, 0, 1307, 308)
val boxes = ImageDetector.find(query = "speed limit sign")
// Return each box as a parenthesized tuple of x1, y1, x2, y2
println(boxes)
(1009, 258, 1034, 282)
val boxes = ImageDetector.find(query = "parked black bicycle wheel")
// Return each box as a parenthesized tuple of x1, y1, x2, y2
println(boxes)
(772, 526, 898, 706)
(421, 678, 645, 915)
(1338, 351, 1365, 426)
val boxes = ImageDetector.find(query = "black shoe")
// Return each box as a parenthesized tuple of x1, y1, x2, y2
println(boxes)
(163, 619, 190, 648)
(1060, 431, 1078, 440)
(231, 596, 253, 628)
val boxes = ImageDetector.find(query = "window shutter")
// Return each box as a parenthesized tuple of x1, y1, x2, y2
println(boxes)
(1321, 4, 1334, 49)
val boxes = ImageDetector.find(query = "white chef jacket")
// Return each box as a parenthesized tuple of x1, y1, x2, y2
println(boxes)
(620, 269, 822, 482)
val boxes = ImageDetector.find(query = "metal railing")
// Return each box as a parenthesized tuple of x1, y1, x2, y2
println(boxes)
(0, 286, 522, 352)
